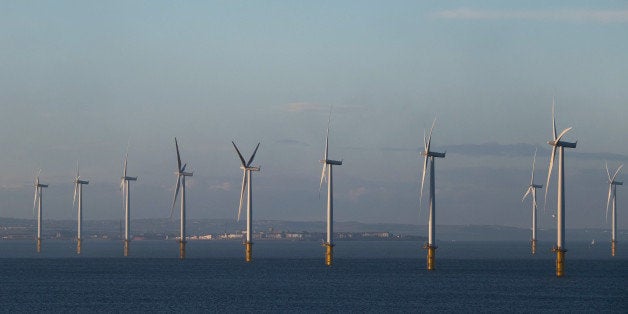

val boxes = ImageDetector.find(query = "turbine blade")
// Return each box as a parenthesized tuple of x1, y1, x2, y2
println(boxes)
(419, 156, 429, 214)
(555, 127, 573, 142)
(324, 106, 331, 161)
(318, 164, 327, 198)
(522, 187, 532, 203)
(33, 186, 38, 218)
(544, 146, 557, 211)
(246, 142, 260, 167)
(237, 171, 247, 222)
(181, 163, 187, 172)
(531, 148, 537, 185)
(72, 183, 78, 209)
(606, 184, 612, 223)
(423, 129, 428, 152)
(170, 176, 181, 219)
(175, 138, 182, 172)
(232, 141, 247, 167)
(121, 180, 126, 210)
(606, 162, 612, 182)
(612, 164, 623, 183)
(427, 118, 436, 153)
(552, 96, 557, 140)
(123, 152, 128, 178)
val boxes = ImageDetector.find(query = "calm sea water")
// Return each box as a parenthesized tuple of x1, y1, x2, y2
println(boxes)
(0, 240, 626, 312)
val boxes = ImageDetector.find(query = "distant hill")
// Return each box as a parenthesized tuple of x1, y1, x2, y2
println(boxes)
(0, 217, 621, 242)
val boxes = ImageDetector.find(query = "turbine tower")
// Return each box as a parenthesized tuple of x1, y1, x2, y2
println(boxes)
(319, 109, 342, 266)
(522, 148, 543, 254)
(120, 149, 137, 257)
(420, 119, 446, 271)
(605, 163, 623, 257)
(232, 141, 260, 262)
(545, 98, 576, 277)
(170, 137, 193, 259)
(73, 162, 89, 255)
(33, 170, 48, 253)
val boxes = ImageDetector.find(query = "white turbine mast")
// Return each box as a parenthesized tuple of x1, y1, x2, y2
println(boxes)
(73, 161, 89, 255)
(232, 141, 260, 262)
(522, 148, 543, 254)
(170, 137, 193, 259)
(320, 107, 342, 266)
(419, 118, 445, 271)
(605, 162, 623, 256)
(33, 169, 48, 253)
(545, 96, 576, 277)
(120, 144, 137, 257)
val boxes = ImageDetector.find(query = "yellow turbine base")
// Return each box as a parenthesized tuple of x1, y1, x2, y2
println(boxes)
(124, 240, 130, 257)
(553, 247, 566, 277)
(179, 241, 186, 260)
(531, 239, 537, 255)
(427, 246, 436, 271)
(612, 240, 616, 257)
(37, 238, 42, 253)
(324, 243, 334, 266)
(77, 239, 82, 255)
(245, 242, 253, 262)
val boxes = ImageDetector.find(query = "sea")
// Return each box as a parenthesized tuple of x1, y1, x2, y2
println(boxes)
(0, 240, 626, 312)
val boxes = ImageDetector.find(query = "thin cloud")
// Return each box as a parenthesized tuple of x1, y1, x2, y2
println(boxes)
(275, 139, 310, 147)
(282, 102, 327, 113)
(433, 8, 628, 23)
(280, 102, 366, 114)
(209, 182, 232, 192)
(348, 187, 367, 202)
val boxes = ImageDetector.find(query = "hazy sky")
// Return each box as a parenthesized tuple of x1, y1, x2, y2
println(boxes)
(1, 1, 628, 230)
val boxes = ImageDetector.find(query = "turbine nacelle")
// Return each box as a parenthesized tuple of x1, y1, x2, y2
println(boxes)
(531, 184, 543, 189)
(321, 159, 342, 165)
(421, 151, 446, 158)
(176, 171, 193, 177)
(75, 180, 89, 185)
(547, 140, 577, 148)
(240, 166, 260, 171)
(611, 181, 623, 186)
(122, 176, 138, 181)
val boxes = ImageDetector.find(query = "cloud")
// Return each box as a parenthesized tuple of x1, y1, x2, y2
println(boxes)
(433, 8, 628, 23)
(280, 102, 366, 114)
(443, 142, 628, 161)
(209, 182, 232, 192)
(275, 139, 310, 147)
(282, 102, 327, 113)
(348, 187, 367, 202)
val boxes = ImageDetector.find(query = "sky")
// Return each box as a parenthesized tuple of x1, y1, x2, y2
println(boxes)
(1, 1, 628, 231)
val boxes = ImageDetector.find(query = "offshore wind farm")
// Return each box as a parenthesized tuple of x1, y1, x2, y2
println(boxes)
(1, 1, 628, 312)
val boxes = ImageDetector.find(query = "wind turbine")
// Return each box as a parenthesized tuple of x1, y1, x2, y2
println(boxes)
(605, 163, 623, 257)
(522, 148, 543, 254)
(319, 108, 342, 266)
(419, 118, 445, 271)
(33, 170, 48, 253)
(545, 97, 576, 277)
(170, 137, 193, 259)
(73, 162, 89, 255)
(232, 141, 260, 262)
(120, 147, 137, 257)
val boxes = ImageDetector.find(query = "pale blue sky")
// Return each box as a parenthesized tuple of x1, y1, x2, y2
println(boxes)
(1, 1, 628, 230)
